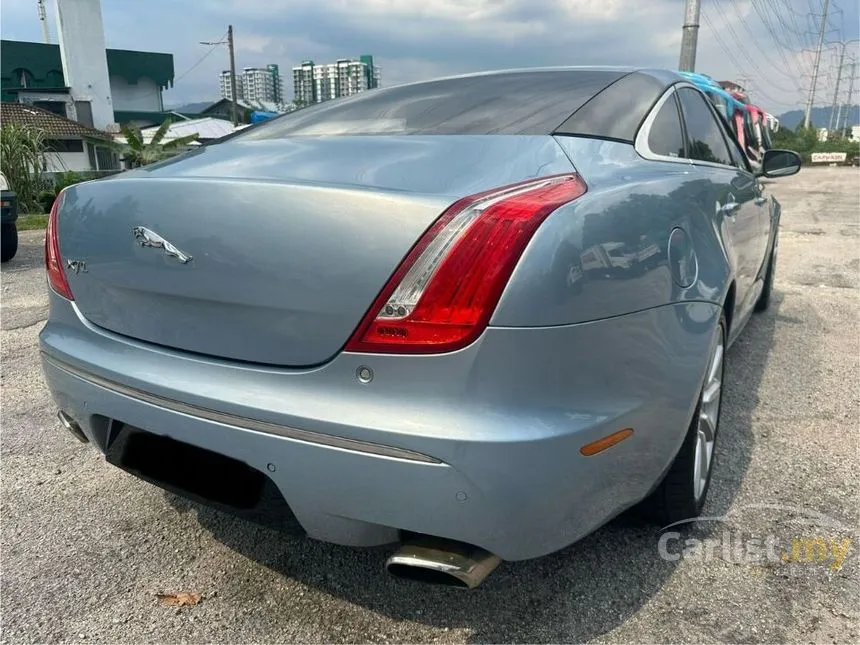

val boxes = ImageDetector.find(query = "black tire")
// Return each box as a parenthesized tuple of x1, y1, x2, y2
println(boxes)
(754, 232, 777, 312)
(1, 222, 18, 263)
(640, 313, 726, 525)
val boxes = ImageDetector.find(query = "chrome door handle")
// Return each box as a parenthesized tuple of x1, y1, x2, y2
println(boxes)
(754, 197, 768, 206)
(718, 202, 741, 215)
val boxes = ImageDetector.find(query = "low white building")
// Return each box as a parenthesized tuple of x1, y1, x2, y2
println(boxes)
(198, 97, 287, 124)
(0, 102, 119, 173)
(132, 117, 236, 145)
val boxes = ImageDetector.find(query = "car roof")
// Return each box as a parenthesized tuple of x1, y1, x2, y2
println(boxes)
(235, 67, 688, 143)
(414, 65, 686, 87)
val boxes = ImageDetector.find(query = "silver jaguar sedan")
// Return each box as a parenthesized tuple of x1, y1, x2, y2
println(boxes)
(40, 67, 800, 588)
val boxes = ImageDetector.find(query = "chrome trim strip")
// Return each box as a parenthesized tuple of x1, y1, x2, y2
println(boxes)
(635, 81, 755, 177)
(41, 353, 442, 465)
(634, 85, 693, 166)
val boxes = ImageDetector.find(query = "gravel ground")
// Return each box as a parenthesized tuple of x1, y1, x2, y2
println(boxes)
(1, 167, 858, 644)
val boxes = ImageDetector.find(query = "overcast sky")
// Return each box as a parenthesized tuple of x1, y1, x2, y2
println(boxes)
(2, 0, 858, 114)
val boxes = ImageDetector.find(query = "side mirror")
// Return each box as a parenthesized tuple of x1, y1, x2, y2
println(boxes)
(759, 149, 802, 178)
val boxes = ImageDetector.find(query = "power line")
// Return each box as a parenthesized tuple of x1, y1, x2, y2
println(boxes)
(700, 9, 787, 106)
(804, 0, 830, 127)
(826, 2, 844, 39)
(759, 0, 816, 76)
(112, 30, 228, 103)
(805, 0, 829, 37)
(723, 0, 805, 88)
(704, 3, 801, 94)
(176, 31, 228, 84)
(757, 0, 812, 50)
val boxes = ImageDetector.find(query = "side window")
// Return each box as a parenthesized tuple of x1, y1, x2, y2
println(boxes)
(677, 88, 734, 167)
(647, 95, 685, 158)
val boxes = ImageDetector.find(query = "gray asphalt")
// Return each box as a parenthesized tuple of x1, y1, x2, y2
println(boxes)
(1, 167, 858, 644)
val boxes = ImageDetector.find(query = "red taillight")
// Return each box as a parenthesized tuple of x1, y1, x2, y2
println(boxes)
(45, 191, 73, 300)
(345, 173, 587, 354)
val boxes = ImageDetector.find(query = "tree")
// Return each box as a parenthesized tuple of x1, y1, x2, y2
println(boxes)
(771, 126, 796, 150)
(769, 123, 859, 162)
(92, 119, 199, 168)
(793, 126, 820, 157)
(0, 123, 47, 212)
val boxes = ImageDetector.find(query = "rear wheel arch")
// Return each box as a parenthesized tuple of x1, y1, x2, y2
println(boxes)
(637, 309, 727, 523)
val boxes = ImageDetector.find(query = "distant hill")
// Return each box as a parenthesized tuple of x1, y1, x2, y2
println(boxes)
(778, 105, 859, 130)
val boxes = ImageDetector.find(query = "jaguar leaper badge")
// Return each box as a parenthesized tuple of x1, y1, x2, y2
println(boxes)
(132, 226, 193, 264)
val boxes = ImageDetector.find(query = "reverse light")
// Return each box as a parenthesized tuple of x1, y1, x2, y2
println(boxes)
(345, 173, 587, 354)
(45, 191, 73, 300)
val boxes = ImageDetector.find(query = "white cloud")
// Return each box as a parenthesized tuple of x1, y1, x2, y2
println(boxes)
(0, 0, 856, 115)
(235, 33, 272, 56)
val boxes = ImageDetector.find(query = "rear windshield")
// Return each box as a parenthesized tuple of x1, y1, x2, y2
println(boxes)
(234, 70, 626, 139)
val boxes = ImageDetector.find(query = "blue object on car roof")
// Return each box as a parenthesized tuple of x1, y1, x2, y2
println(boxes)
(678, 71, 720, 87)
(250, 111, 279, 123)
(678, 71, 746, 116)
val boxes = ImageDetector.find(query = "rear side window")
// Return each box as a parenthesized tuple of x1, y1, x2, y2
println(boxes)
(677, 88, 734, 167)
(234, 70, 626, 138)
(647, 96, 685, 158)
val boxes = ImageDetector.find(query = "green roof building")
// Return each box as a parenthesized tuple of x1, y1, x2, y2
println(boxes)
(1, 39, 175, 127)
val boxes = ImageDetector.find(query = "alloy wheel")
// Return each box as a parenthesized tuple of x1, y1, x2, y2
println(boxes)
(693, 325, 724, 502)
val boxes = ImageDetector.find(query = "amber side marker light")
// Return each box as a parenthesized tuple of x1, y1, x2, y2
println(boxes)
(580, 428, 634, 456)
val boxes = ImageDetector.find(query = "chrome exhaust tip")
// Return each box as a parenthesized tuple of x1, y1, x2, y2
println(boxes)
(57, 411, 88, 443)
(385, 536, 501, 588)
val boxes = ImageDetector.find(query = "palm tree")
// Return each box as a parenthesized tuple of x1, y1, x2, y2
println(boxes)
(0, 123, 47, 211)
(93, 119, 199, 168)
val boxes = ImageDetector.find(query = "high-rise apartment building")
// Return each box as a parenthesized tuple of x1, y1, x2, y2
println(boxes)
(292, 61, 315, 106)
(219, 69, 243, 101)
(292, 55, 380, 105)
(219, 64, 284, 103)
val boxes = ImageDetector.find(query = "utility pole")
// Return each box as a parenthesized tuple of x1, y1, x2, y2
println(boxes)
(678, 0, 701, 72)
(804, 0, 830, 129)
(828, 43, 847, 131)
(227, 25, 238, 127)
(840, 59, 856, 137)
(201, 27, 240, 127)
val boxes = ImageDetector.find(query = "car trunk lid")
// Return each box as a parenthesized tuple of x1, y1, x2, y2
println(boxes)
(57, 135, 573, 366)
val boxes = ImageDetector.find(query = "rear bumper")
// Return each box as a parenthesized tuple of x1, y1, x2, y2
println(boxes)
(39, 293, 719, 561)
